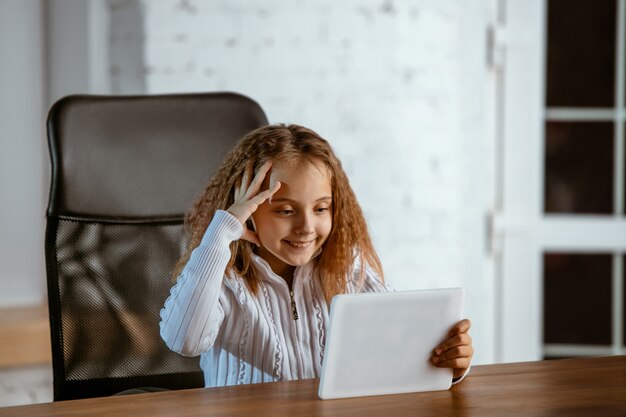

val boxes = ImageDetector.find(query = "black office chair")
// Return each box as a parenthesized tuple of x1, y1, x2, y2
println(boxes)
(44, 92, 268, 401)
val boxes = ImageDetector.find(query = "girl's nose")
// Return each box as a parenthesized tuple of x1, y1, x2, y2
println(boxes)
(295, 212, 315, 235)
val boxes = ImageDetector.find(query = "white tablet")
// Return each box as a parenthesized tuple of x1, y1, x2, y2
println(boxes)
(318, 288, 464, 400)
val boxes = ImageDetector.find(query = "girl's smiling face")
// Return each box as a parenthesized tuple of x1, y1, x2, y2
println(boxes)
(252, 159, 333, 280)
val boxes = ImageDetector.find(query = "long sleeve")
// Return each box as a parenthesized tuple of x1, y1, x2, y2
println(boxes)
(160, 210, 243, 357)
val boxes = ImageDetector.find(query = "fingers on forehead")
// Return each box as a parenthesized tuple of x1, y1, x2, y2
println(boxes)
(241, 162, 253, 180)
(253, 160, 271, 173)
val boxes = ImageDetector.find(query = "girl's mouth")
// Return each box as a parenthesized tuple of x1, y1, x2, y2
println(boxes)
(284, 239, 315, 248)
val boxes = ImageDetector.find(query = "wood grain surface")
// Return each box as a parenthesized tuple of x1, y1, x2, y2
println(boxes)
(1, 356, 624, 417)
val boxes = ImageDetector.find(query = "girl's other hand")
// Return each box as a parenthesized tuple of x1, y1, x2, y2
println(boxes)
(431, 319, 473, 379)
(227, 161, 281, 247)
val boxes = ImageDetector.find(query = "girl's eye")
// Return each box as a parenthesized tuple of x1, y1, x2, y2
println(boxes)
(315, 207, 330, 214)
(275, 209, 293, 216)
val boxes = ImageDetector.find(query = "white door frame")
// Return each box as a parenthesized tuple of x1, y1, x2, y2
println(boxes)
(497, 0, 626, 362)
(494, 0, 546, 362)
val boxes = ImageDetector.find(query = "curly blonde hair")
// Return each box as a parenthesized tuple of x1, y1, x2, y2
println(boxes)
(172, 124, 383, 302)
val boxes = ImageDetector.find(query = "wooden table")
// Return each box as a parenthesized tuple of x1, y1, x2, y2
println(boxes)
(1, 356, 624, 417)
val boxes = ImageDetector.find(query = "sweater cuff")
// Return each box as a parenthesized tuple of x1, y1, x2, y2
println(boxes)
(200, 210, 243, 247)
(452, 365, 471, 385)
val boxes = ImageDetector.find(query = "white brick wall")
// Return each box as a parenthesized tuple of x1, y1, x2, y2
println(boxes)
(111, 0, 494, 362)
(110, 0, 490, 288)
(0, 1, 47, 307)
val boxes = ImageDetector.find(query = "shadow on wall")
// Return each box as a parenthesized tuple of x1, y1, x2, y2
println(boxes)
(109, 0, 146, 94)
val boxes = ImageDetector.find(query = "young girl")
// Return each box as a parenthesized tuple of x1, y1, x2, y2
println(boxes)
(160, 124, 473, 387)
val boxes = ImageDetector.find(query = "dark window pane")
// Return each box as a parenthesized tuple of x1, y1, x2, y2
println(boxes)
(546, 0, 616, 107)
(544, 253, 612, 345)
(544, 122, 614, 214)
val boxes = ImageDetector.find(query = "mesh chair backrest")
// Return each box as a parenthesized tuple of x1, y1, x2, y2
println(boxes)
(45, 93, 268, 400)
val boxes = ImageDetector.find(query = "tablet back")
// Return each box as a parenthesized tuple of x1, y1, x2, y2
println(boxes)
(318, 288, 464, 399)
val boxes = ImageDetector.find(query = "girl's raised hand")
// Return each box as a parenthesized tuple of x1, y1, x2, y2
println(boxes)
(431, 319, 473, 380)
(227, 161, 281, 247)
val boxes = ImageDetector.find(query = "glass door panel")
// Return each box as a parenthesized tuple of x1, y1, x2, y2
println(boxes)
(544, 122, 614, 214)
(543, 253, 613, 351)
(546, 0, 616, 107)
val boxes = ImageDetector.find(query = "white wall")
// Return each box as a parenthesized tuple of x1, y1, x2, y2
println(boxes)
(1, 0, 498, 364)
(0, 0, 111, 308)
(47, 0, 111, 104)
(0, 1, 47, 307)
(128, 0, 489, 284)
(119, 0, 494, 363)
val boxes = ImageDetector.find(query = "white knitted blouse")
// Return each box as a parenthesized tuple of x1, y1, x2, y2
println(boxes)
(160, 210, 389, 387)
